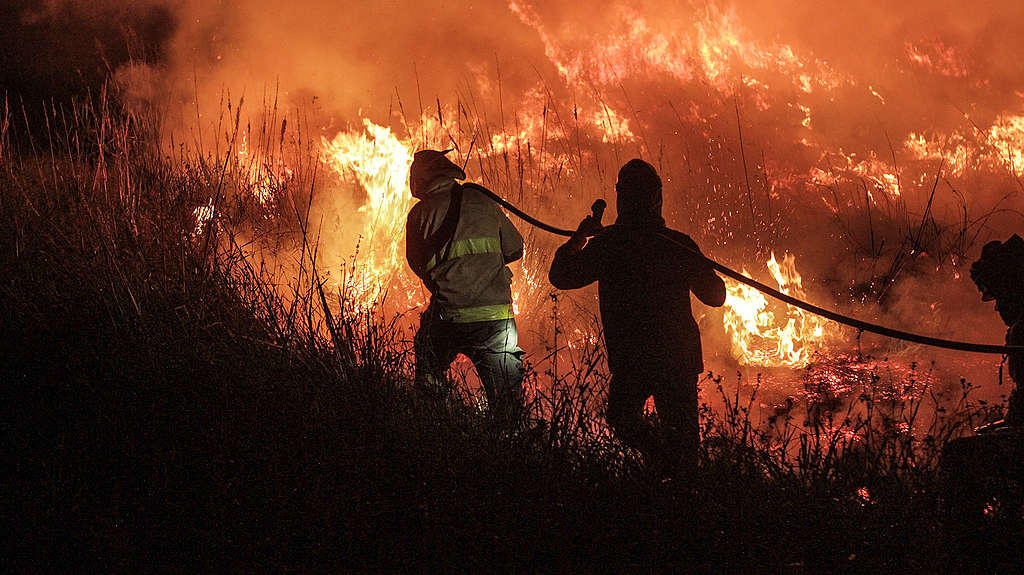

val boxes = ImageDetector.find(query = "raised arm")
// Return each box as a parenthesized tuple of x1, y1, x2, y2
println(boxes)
(692, 263, 726, 307)
(548, 216, 602, 290)
(688, 246, 726, 307)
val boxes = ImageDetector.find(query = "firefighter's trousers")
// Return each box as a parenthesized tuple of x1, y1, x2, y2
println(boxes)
(607, 367, 700, 478)
(414, 310, 525, 425)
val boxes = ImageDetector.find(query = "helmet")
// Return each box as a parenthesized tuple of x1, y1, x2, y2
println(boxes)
(970, 234, 1024, 302)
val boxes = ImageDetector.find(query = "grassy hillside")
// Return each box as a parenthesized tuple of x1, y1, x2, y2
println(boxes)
(2, 94, 1020, 572)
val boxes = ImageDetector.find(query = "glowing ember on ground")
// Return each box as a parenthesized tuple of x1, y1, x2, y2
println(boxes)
(802, 353, 937, 403)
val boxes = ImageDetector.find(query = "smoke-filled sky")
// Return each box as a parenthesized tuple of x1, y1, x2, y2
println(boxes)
(8, 0, 1022, 208)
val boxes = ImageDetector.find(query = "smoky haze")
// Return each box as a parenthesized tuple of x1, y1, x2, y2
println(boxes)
(129, 0, 547, 128)
(1, 1, 174, 105)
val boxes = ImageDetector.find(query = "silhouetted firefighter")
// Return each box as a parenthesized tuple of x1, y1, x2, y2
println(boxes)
(549, 159, 726, 478)
(970, 233, 1024, 430)
(406, 149, 526, 426)
(941, 234, 1024, 520)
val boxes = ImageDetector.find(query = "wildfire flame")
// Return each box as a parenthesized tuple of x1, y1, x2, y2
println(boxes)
(314, 113, 842, 369)
(235, 131, 294, 206)
(722, 252, 836, 367)
(321, 119, 419, 307)
(318, 112, 558, 319)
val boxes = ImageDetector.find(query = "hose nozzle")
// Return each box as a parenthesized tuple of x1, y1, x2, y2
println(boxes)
(591, 199, 607, 224)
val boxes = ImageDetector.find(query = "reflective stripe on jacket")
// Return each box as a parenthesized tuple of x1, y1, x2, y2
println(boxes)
(406, 180, 523, 323)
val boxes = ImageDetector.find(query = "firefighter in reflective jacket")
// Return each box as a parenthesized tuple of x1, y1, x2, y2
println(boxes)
(549, 158, 726, 477)
(406, 149, 525, 424)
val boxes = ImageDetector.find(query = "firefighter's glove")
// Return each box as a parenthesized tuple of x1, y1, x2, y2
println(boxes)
(569, 215, 602, 251)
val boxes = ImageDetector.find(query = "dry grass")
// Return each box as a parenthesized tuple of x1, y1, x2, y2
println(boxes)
(2, 90, 1021, 572)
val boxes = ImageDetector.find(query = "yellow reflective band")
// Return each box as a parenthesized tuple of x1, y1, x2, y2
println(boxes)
(424, 236, 502, 272)
(443, 303, 514, 323)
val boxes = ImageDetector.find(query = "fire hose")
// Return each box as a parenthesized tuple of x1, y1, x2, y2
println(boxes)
(463, 183, 1024, 355)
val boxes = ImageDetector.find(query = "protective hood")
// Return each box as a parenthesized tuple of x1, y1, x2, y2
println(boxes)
(409, 149, 466, 199)
(971, 233, 1024, 303)
(614, 158, 665, 228)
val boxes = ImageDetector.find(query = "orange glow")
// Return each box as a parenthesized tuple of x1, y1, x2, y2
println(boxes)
(810, 151, 901, 201)
(905, 41, 969, 78)
(591, 107, 635, 143)
(235, 131, 294, 206)
(987, 113, 1024, 178)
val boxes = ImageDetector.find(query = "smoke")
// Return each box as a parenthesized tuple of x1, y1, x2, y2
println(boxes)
(13, 0, 1024, 171)
(1, 0, 174, 105)
(124, 1, 545, 129)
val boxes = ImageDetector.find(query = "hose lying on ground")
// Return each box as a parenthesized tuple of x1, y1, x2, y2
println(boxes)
(463, 183, 1024, 355)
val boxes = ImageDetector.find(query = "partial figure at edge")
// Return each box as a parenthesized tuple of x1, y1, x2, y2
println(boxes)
(940, 233, 1024, 520)
(970, 233, 1024, 431)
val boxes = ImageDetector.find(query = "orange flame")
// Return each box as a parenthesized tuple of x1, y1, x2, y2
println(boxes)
(321, 119, 420, 308)
(722, 252, 836, 367)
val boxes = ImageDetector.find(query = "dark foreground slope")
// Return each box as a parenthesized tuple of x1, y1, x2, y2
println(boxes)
(2, 101, 1021, 572)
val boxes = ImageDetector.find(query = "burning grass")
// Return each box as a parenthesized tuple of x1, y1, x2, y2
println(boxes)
(2, 93, 1021, 572)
